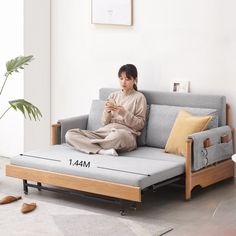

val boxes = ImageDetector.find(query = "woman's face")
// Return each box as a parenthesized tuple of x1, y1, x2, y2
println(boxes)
(119, 72, 135, 92)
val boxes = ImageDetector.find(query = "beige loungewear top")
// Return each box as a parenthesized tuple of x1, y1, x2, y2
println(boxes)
(101, 89, 147, 136)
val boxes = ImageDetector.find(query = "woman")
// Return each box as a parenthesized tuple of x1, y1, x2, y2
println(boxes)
(65, 64, 147, 156)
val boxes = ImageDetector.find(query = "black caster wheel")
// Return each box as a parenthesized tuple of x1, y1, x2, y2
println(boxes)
(120, 209, 127, 216)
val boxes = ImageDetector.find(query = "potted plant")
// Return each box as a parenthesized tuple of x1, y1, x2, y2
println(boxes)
(0, 55, 42, 120)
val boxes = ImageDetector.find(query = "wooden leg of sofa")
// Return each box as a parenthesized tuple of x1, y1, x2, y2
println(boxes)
(185, 186, 192, 200)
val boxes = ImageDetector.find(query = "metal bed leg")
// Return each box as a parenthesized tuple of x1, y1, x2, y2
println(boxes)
(23, 179, 28, 194)
(119, 200, 140, 216)
(37, 182, 42, 191)
(130, 202, 138, 211)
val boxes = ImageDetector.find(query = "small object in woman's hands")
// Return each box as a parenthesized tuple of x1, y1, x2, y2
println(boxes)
(106, 99, 117, 109)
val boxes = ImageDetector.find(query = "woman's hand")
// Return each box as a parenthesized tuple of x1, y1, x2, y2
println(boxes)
(105, 102, 116, 113)
(114, 106, 126, 116)
(105, 101, 126, 116)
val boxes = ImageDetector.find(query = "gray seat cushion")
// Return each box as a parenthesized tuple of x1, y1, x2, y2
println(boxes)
(146, 105, 218, 148)
(87, 100, 149, 146)
(10, 144, 185, 189)
(121, 146, 185, 164)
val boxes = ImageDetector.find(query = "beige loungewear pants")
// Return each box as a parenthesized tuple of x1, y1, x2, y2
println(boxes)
(65, 125, 137, 154)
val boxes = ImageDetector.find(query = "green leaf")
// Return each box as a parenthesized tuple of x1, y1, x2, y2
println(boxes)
(9, 99, 42, 121)
(5, 55, 34, 76)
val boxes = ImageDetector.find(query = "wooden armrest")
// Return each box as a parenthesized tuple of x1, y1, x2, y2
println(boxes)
(232, 128, 235, 153)
(52, 123, 61, 145)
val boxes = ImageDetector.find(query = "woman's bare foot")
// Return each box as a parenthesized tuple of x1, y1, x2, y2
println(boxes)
(98, 148, 118, 156)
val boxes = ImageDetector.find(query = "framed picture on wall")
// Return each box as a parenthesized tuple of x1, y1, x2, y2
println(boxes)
(171, 81, 190, 93)
(91, 0, 133, 26)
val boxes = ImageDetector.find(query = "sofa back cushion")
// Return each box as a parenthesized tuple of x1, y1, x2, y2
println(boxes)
(136, 105, 150, 146)
(99, 88, 226, 126)
(146, 105, 218, 148)
(86, 100, 149, 146)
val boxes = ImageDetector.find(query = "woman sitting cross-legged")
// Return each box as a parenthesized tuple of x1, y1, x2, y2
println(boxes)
(65, 64, 147, 156)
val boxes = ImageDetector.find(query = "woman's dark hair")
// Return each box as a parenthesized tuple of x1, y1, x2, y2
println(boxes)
(118, 64, 138, 91)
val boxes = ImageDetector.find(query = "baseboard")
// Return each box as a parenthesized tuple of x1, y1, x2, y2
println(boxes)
(0, 156, 10, 159)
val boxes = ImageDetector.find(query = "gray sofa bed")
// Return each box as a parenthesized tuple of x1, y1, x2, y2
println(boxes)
(6, 88, 235, 210)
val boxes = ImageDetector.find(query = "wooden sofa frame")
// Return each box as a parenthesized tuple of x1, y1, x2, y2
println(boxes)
(5, 104, 235, 203)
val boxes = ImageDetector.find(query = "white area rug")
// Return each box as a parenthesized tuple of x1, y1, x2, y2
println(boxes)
(0, 194, 172, 236)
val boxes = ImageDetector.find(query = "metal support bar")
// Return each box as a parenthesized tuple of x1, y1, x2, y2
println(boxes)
(22, 180, 138, 214)
(142, 176, 183, 193)
(152, 176, 182, 191)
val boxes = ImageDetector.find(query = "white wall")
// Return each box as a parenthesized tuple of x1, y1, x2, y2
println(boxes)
(51, 0, 236, 137)
(24, 0, 51, 151)
(0, 0, 51, 157)
(1, 1, 233, 165)
(0, 0, 24, 157)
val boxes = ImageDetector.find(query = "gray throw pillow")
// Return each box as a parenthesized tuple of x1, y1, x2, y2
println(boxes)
(87, 100, 105, 131)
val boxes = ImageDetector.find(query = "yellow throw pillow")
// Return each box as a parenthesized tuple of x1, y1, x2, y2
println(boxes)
(165, 110, 212, 157)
